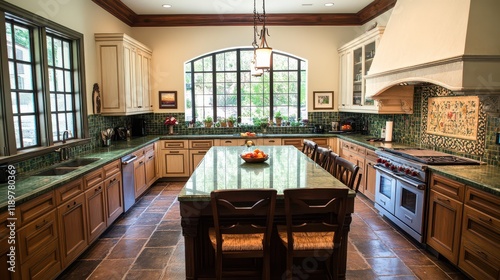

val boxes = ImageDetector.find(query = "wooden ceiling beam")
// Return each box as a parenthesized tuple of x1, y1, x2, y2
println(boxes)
(92, 0, 396, 27)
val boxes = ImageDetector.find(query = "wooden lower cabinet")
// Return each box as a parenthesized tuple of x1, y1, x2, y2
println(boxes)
(189, 149, 208, 174)
(105, 172, 123, 226)
(282, 138, 303, 149)
(85, 182, 106, 243)
(426, 174, 465, 265)
(145, 147, 156, 187)
(160, 149, 190, 177)
(57, 192, 87, 267)
(134, 154, 148, 198)
(20, 238, 61, 280)
(364, 157, 377, 201)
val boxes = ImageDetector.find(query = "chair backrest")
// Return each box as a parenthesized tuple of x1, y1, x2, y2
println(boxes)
(210, 189, 277, 250)
(301, 139, 318, 160)
(283, 188, 349, 249)
(315, 146, 331, 169)
(326, 151, 339, 176)
(334, 156, 361, 192)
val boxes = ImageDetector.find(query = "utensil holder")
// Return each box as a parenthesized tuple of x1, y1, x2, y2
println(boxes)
(103, 138, 111, 147)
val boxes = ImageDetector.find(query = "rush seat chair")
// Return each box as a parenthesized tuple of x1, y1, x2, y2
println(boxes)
(209, 189, 277, 280)
(277, 188, 349, 280)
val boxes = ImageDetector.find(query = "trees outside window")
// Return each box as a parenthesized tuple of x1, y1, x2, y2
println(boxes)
(185, 48, 307, 125)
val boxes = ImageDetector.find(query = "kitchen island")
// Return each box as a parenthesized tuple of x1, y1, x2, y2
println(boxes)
(178, 145, 356, 279)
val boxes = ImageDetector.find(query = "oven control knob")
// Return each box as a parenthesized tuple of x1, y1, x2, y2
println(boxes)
(398, 166, 404, 172)
(391, 165, 397, 171)
(411, 171, 418, 176)
(384, 162, 391, 167)
(377, 158, 382, 163)
(405, 169, 411, 174)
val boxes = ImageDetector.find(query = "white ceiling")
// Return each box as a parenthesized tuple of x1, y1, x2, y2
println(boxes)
(121, 0, 374, 15)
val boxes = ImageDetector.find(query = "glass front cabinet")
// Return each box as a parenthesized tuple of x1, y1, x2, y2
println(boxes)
(338, 27, 384, 113)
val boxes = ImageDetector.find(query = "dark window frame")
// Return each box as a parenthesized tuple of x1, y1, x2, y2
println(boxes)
(185, 48, 306, 124)
(0, 2, 89, 163)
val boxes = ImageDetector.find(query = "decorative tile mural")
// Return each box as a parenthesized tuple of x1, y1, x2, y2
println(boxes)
(426, 96, 479, 140)
(421, 86, 486, 156)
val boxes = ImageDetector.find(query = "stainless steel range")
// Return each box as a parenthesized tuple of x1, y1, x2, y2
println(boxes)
(373, 148, 480, 243)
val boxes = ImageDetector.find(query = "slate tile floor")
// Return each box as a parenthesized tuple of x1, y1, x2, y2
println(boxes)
(57, 181, 469, 280)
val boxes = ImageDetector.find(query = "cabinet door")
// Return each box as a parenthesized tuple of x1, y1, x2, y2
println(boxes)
(20, 238, 61, 280)
(426, 189, 462, 264)
(57, 192, 87, 267)
(339, 51, 353, 109)
(97, 43, 123, 114)
(105, 172, 123, 226)
(364, 158, 377, 201)
(160, 149, 190, 177)
(189, 149, 208, 174)
(282, 138, 303, 149)
(85, 183, 106, 243)
(145, 148, 156, 187)
(134, 155, 148, 198)
(141, 53, 152, 112)
(0, 211, 16, 280)
(17, 210, 59, 264)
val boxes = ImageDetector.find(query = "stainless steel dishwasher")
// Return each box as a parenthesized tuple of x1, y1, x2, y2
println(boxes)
(121, 154, 137, 212)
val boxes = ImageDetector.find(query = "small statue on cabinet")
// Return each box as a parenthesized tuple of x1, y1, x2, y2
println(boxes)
(92, 83, 101, 114)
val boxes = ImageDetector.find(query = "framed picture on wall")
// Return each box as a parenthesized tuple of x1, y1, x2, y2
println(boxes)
(313, 91, 334, 109)
(159, 91, 177, 109)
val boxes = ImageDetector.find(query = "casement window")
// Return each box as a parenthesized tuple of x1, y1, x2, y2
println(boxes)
(185, 48, 307, 124)
(0, 2, 88, 160)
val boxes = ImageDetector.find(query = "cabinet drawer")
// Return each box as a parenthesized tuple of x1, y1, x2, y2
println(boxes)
(83, 168, 104, 190)
(161, 140, 188, 149)
(465, 187, 500, 219)
(430, 173, 465, 201)
(459, 238, 500, 280)
(340, 140, 350, 150)
(282, 138, 303, 148)
(17, 210, 58, 264)
(262, 138, 281, 145)
(366, 149, 378, 161)
(144, 143, 154, 153)
(462, 205, 500, 253)
(16, 191, 56, 228)
(189, 140, 214, 149)
(20, 238, 61, 280)
(310, 138, 328, 147)
(103, 159, 121, 178)
(220, 139, 245, 146)
(0, 211, 12, 253)
(55, 178, 84, 205)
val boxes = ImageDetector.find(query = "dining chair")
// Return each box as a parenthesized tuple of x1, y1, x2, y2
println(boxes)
(315, 146, 331, 169)
(302, 139, 318, 160)
(326, 151, 339, 176)
(209, 189, 277, 280)
(334, 156, 362, 192)
(277, 188, 349, 280)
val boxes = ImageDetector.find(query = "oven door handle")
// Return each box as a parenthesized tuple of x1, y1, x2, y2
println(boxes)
(393, 173, 426, 190)
(374, 164, 426, 190)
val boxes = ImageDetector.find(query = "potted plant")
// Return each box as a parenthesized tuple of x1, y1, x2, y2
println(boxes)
(218, 117, 227, 128)
(203, 116, 213, 128)
(274, 111, 283, 126)
(227, 115, 237, 127)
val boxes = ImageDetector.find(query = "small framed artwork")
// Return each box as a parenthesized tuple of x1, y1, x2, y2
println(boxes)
(159, 91, 177, 109)
(313, 91, 334, 110)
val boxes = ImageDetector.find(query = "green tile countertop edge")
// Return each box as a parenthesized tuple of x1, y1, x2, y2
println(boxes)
(0, 136, 160, 211)
(428, 165, 500, 197)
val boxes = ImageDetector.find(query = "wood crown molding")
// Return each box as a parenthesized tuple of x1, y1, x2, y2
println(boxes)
(92, 0, 396, 27)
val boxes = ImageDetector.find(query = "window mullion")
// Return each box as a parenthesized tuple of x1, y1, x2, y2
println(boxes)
(212, 53, 216, 120)
(36, 26, 52, 146)
(0, 14, 16, 156)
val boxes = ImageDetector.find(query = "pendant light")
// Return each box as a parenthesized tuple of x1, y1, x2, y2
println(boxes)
(251, 0, 263, 76)
(254, 0, 272, 70)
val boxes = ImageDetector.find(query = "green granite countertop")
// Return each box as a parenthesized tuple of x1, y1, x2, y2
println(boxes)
(3, 133, 499, 212)
(0, 136, 159, 211)
(179, 146, 355, 201)
(428, 165, 500, 196)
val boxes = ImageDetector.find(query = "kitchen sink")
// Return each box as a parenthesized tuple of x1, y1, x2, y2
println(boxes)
(58, 157, 101, 167)
(34, 166, 79, 176)
(33, 158, 101, 176)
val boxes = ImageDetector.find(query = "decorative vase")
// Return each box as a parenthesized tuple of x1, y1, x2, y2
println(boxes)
(276, 118, 282, 126)
(168, 125, 174, 134)
(228, 121, 234, 128)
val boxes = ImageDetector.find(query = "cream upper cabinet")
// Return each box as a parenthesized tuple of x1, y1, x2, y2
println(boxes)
(95, 33, 153, 116)
(338, 27, 384, 113)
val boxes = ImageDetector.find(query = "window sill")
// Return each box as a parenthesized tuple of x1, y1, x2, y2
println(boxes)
(0, 138, 91, 165)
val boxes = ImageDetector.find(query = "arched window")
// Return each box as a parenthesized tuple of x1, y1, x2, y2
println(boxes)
(184, 48, 307, 124)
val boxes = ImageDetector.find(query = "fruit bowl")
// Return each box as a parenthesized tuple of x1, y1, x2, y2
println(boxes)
(240, 154, 269, 163)
(240, 149, 269, 163)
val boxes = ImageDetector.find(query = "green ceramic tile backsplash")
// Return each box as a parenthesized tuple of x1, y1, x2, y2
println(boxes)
(11, 85, 500, 174)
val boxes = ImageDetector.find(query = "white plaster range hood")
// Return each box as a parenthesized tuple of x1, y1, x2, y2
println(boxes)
(365, 0, 500, 116)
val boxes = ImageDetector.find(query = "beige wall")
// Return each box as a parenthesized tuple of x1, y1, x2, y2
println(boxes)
(131, 26, 359, 113)
(7, 0, 393, 115)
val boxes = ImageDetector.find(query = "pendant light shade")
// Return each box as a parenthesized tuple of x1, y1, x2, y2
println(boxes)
(255, 46, 272, 69)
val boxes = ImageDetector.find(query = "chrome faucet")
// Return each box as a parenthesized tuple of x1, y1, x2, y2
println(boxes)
(62, 130, 70, 144)
(58, 130, 71, 161)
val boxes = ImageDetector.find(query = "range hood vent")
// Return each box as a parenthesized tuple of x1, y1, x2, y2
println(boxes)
(365, 0, 500, 116)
